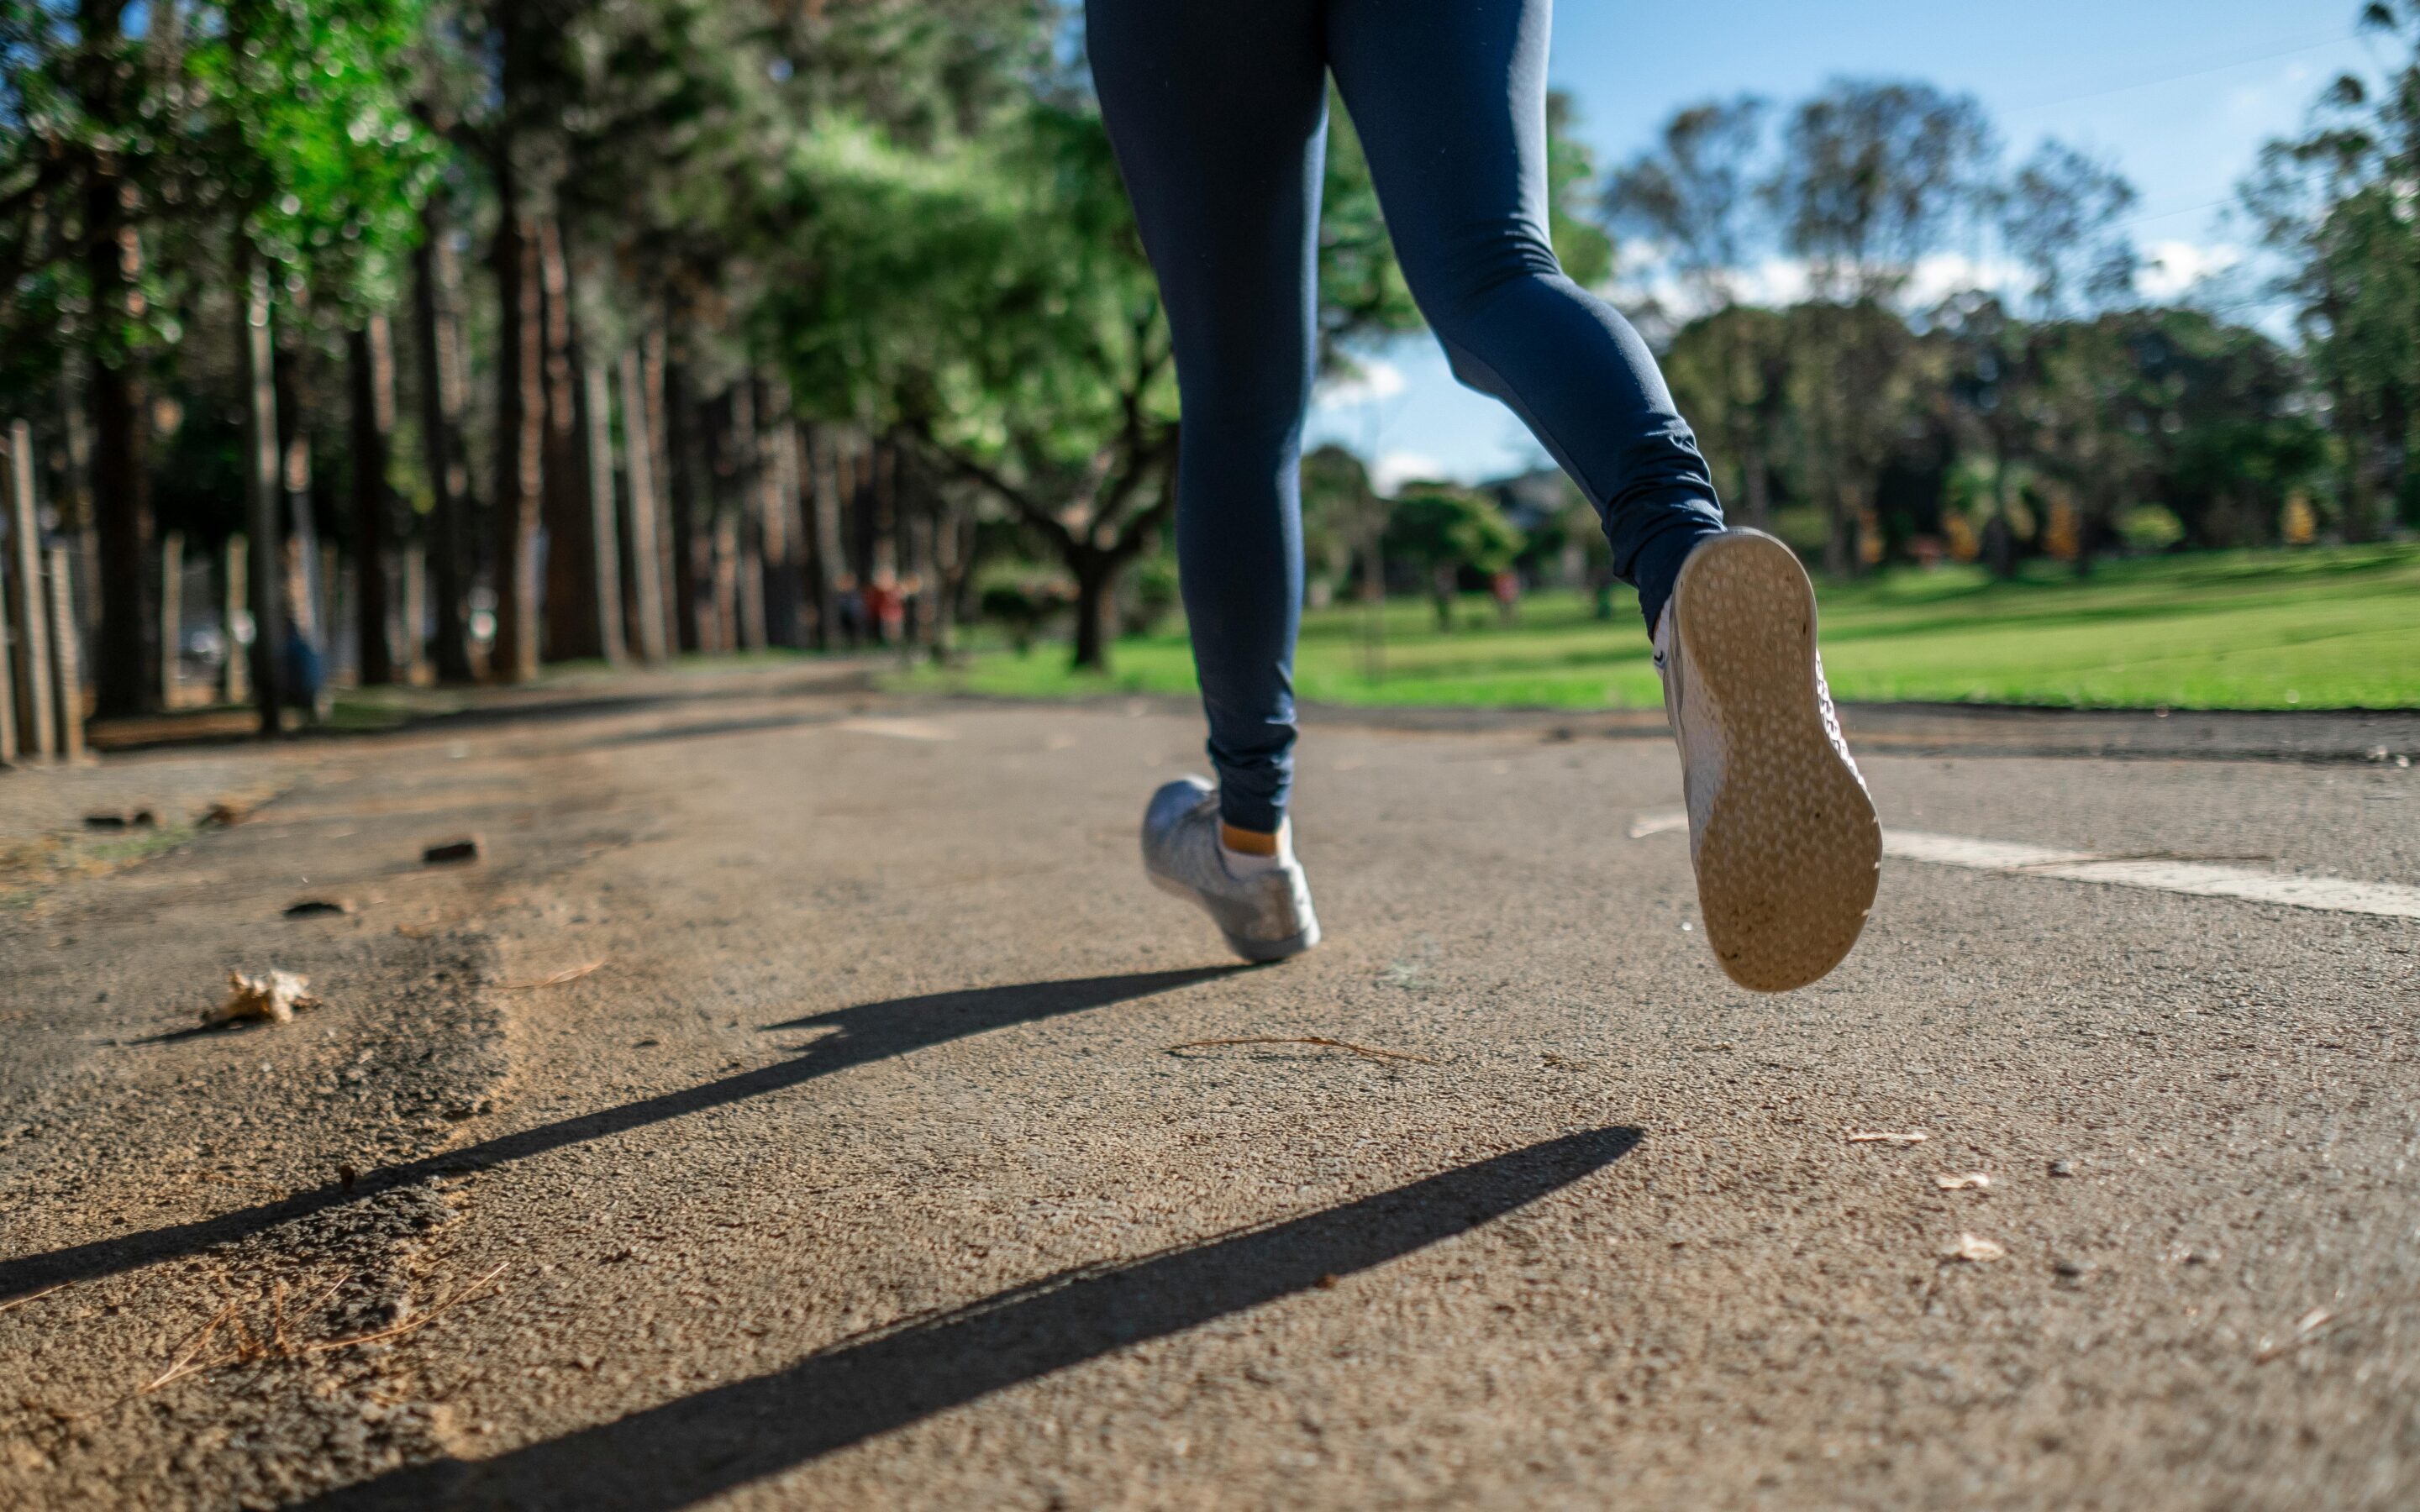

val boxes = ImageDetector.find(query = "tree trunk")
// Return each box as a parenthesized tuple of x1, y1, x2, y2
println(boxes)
(855, 436, 879, 603)
(1741, 443, 1771, 528)
(239, 265, 283, 735)
(729, 381, 766, 651)
(897, 453, 929, 654)
(400, 546, 427, 682)
(771, 419, 806, 649)
(0, 553, 14, 763)
(617, 349, 670, 663)
(808, 424, 844, 651)
(273, 346, 322, 659)
(46, 545, 86, 759)
(581, 358, 627, 664)
(221, 535, 248, 704)
(1823, 481, 1855, 579)
(2342, 416, 2377, 545)
(538, 218, 598, 662)
(321, 539, 344, 681)
(88, 333, 152, 717)
(413, 202, 476, 683)
(58, 355, 99, 667)
(641, 325, 681, 652)
(711, 512, 739, 653)
(1360, 535, 1386, 680)
(349, 318, 397, 685)
(929, 501, 973, 665)
(762, 382, 804, 648)
(1986, 438, 2018, 580)
(156, 529, 182, 711)
(491, 206, 544, 682)
(1071, 554, 1115, 670)
(82, 4, 155, 719)
(865, 439, 902, 647)
(8, 423, 55, 754)
(664, 348, 706, 653)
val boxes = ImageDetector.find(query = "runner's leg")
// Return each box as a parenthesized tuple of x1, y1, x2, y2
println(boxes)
(1086, 0, 1328, 836)
(1325, 0, 1725, 630)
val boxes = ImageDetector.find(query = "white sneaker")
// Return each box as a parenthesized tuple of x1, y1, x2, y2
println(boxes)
(1141, 777, 1321, 963)
(1656, 530, 1881, 991)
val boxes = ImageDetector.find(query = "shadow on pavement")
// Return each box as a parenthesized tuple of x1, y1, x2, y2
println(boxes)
(574, 711, 844, 750)
(0, 968, 1241, 1301)
(301, 1127, 1643, 1511)
(87, 664, 878, 753)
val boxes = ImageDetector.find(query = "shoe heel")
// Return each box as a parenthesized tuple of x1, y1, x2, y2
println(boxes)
(1222, 921, 1320, 963)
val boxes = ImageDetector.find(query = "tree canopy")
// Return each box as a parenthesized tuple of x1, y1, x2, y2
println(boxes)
(0, 2, 2399, 715)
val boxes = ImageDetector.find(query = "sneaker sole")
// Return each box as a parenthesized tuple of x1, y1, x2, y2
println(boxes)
(1146, 870, 1322, 963)
(1671, 531, 1881, 992)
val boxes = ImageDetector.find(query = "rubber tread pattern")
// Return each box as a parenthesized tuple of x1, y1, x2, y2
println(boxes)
(1670, 533, 1882, 992)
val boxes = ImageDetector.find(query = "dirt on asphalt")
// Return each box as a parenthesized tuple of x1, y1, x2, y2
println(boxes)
(2, 664, 2417, 1510)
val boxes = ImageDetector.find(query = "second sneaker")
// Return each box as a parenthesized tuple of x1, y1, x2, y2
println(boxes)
(1656, 530, 1881, 992)
(1140, 776, 1321, 963)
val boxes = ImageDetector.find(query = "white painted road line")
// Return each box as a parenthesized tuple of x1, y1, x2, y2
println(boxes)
(1880, 830, 2420, 921)
(1630, 811, 2420, 921)
(1626, 806, 1690, 839)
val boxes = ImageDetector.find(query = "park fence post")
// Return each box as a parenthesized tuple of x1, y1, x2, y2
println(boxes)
(48, 546, 84, 759)
(8, 420, 55, 759)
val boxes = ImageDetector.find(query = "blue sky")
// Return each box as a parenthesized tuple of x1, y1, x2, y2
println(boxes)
(1306, 0, 2380, 488)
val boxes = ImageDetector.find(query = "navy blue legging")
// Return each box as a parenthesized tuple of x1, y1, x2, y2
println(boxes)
(1088, 0, 1725, 833)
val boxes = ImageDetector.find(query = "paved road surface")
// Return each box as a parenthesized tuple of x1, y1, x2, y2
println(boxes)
(3, 666, 2416, 1509)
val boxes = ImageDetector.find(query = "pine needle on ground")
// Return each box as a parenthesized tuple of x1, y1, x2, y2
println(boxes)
(500, 962, 604, 991)
(139, 1263, 508, 1394)
(1166, 1036, 1436, 1065)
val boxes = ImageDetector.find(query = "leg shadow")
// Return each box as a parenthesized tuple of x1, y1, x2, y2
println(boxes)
(303, 1127, 1641, 1510)
(0, 968, 1241, 1300)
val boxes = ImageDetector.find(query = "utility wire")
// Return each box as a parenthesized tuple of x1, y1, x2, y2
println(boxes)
(2113, 197, 2234, 232)
(2003, 33, 2360, 116)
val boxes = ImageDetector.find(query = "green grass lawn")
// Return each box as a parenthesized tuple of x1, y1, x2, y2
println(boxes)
(902, 543, 2420, 711)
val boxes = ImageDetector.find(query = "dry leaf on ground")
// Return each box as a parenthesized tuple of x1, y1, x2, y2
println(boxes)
(1942, 1232, 2006, 1263)
(203, 969, 322, 1026)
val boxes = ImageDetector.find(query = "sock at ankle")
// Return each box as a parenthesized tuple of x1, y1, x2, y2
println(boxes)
(1219, 822, 1291, 876)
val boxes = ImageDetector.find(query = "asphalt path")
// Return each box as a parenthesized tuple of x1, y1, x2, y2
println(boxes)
(3, 666, 2416, 1509)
